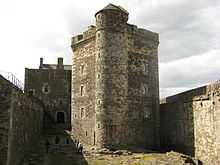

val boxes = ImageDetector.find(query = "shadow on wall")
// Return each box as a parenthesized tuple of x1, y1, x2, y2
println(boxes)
(159, 85, 208, 156)
(160, 101, 195, 156)
(42, 130, 89, 165)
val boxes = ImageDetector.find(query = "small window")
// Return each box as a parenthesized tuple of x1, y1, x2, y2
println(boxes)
(81, 108, 84, 118)
(80, 85, 85, 96)
(28, 89, 35, 96)
(144, 110, 151, 119)
(143, 63, 148, 74)
(142, 85, 148, 95)
(86, 131, 88, 136)
(80, 64, 85, 75)
(97, 123, 100, 128)
(66, 138, 69, 144)
(42, 83, 50, 94)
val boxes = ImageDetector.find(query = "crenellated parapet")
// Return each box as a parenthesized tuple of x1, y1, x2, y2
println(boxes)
(71, 25, 96, 50)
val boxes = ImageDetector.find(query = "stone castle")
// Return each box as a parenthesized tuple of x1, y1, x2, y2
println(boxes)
(0, 3, 219, 165)
(71, 4, 159, 149)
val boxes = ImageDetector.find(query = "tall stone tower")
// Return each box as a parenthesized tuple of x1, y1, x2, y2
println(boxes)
(94, 4, 129, 148)
(71, 4, 160, 149)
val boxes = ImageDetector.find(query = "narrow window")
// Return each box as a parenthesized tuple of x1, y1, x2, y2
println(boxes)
(143, 63, 148, 74)
(80, 64, 85, 75)
(66, 138, 69, 144)
(86, 131, 88, 136)
(80, 85, 84, 96)
(142, 85, 148, 95)
(81, 108, 84, 118)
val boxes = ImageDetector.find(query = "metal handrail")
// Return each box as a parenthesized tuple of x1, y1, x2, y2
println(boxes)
(0, 70, 24, 91)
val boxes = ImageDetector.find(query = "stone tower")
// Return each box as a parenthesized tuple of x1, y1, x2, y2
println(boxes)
(94, 4, 129, 148)
(71, 4, 160, 149)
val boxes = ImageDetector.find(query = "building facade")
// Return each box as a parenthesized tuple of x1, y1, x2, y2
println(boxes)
(24, 58, 72, 141)
(71, 4, 160, 149)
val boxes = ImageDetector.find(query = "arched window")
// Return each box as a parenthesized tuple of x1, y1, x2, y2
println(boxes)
(56, 112, 65, 124)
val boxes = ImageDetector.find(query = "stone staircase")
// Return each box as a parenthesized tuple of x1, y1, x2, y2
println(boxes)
(23, 140, 46, 165)
(23, 139, 79, 165)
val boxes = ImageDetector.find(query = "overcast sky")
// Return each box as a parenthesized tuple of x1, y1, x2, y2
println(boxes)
(0, 0, 219, 98)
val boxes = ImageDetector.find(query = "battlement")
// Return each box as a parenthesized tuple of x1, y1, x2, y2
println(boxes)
(161, 80, 220, 104)
(71, 25, 96, 47)
(127, 24, 159, 43)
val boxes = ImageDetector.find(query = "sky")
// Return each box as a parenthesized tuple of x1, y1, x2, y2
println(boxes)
(0, 0, 219, 98)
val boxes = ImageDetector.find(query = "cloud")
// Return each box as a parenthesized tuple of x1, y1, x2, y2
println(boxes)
(131, 0, 220, 62)
(0, 0, 219, 97)
(160, 49, 220, 97)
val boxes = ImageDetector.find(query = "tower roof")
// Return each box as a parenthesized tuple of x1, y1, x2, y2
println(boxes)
(95, 4, 129, 16)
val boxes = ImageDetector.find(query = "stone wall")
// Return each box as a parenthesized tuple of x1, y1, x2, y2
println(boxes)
(0, 75, 44, 165)
(126, 24, 160, 148)
(24, 67, 71, 131)
(7, 92, 43, 165)
(71, 31, 96, 145)
(0, 76, 17, 165)
(160, 82, 220, 165)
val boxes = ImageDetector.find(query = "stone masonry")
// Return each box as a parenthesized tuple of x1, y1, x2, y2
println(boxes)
(24, 57, 72, 147)
(160, 81, 220, 165)
(71, 4, 160, 149)
(0, 75, 43, 165)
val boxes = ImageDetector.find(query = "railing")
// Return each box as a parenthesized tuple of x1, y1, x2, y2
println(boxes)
(0, 70, 24, 91)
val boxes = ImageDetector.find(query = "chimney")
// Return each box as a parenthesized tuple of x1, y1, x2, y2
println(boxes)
(39, 57, 43, 69)
(57, 57, 64, 69)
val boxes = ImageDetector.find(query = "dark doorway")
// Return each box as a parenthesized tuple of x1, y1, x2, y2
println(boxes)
(57, 112, 65, 123)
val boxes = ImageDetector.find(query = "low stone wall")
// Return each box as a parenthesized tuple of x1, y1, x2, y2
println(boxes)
(0, 75, 19, 165)
(160, 82, 220, 165)
(0, 75, 44, 165)
(7, 92, 44, 165)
